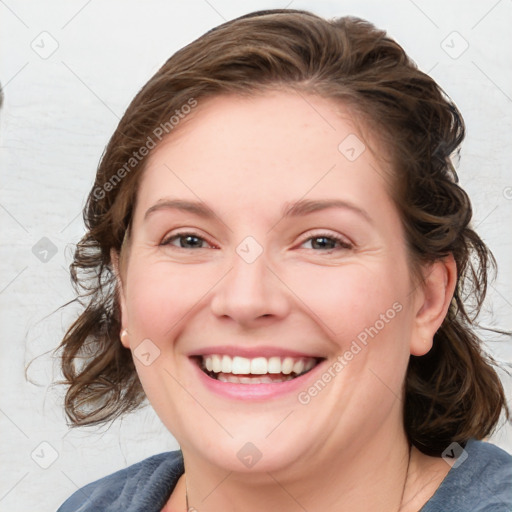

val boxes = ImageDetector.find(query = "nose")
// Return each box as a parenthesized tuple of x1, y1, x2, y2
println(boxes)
(210, 249, 290, 327)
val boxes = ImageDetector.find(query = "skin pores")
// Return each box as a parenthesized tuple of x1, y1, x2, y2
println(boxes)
(114, 91, 454, 510)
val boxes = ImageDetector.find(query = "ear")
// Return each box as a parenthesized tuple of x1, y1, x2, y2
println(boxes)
(111, 248, 130, 349)
(410, 254, 457, 356)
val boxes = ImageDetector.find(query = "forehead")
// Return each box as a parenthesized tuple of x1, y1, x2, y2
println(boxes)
(134, 91, 394, 222)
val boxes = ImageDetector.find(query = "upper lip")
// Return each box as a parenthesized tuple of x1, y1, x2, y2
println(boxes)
(188, 345, 324, 359)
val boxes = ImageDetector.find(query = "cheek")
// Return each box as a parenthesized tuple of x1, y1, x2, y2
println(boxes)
(124, 250, 412, 359)
(284, 261, 408, 349)
(124, 261, 218, 341)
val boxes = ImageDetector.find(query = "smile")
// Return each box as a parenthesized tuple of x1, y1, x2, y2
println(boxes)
(198, 354, 320, 384)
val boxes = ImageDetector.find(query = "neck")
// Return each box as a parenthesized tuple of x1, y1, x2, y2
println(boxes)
(183, 431, 412, 512)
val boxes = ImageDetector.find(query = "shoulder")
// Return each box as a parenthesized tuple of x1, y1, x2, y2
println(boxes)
(57, 450, 184, 512)
(422, 439, 512, 512)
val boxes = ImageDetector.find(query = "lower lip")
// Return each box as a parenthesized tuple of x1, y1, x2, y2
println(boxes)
(191, 358, 326, 400)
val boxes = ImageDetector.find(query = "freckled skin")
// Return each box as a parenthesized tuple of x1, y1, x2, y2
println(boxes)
(114, 91, 456, 512)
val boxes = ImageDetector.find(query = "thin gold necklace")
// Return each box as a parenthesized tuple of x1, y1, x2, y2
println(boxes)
(184, 444, 412, 512)
(185, 475, 189, 512)
(398, 443, 413, 511)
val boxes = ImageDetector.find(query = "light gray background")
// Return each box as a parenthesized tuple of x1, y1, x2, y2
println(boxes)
(1, 1, 511, 510)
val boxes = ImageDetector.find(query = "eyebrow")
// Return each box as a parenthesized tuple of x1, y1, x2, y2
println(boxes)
(144, 198, 372, 224)
(144, 199, 215, 221)
(281, 198, 373, 224)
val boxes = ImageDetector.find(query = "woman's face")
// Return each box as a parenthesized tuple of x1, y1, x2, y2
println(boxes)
(117, 91, 429, 473)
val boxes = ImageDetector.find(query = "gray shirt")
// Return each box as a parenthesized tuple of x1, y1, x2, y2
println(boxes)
(57, 439, 512, 511)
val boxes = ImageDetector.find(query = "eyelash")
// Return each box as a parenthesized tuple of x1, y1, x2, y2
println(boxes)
(300, 233, 353, 251)
(160, 231, 353, 252)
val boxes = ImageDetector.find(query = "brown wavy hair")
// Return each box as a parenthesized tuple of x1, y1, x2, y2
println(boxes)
(58, 9, 509, 456)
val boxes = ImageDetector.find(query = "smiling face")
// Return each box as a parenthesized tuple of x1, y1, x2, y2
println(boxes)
(115, 90, 434, 474)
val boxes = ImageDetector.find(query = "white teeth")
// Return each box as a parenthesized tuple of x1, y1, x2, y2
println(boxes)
(268, 357, 281, 373)
(221, 355, 231, 373)
(217, 374, 295, 384)
(212, 355, 222, 373)
(232, 356, 251, 374)
(267, 357, 282, 374)
(304, 359, 316, 371)
(282, 357, 294, 374)
(251, 357, 268, 375)
(292, 359, 304, 375)
(200, 354, 318, 377)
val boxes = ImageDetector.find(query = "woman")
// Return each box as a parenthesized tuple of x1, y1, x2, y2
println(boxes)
(57, 9, 512, 512)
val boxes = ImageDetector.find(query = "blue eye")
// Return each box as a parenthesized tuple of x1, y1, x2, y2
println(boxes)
(301, 234, 352, 251)
(160, 232, 352, 251)
(161, 233, 209, 249)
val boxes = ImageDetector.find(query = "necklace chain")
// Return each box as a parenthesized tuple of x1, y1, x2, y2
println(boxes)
(398, 443, 413, 512)
(184, 444, 412, 512)
(185, 474, 189, 512)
